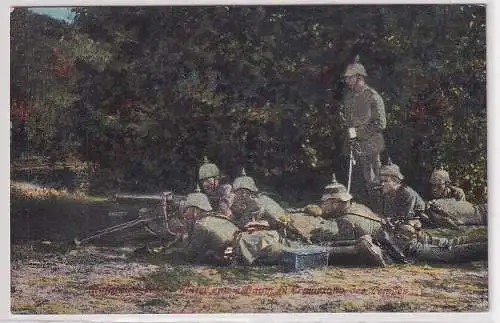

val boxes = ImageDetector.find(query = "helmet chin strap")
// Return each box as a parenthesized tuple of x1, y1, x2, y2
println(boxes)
(354, 78, 365, 91)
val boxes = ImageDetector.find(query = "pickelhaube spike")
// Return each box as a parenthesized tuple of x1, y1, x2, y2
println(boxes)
(324, 173, 345, 191)
(331, 173, 338, 184)
(380, 158, 404, 180)
(185, 185, 212, 211)
(344, 55, 367, 77)
(199, 156, 220, 180)
(233, 168, 259, 192)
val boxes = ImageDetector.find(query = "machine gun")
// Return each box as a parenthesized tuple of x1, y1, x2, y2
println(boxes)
(73, 191, 187, 246)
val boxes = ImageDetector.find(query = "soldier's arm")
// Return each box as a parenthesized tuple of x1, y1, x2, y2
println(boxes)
(218, 184, 235, 218)
(401, 190, 419, 221)
(361, 91, 386, 134)
(453, 187, 466, 201)
(218, 202, 233, 218)
(339, 94, 350, 128)
(219, 184, 235, 206)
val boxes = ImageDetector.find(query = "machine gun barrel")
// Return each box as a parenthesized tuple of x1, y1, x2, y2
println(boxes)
(113, 193, 164, 202)
(113, 192, 186, 204)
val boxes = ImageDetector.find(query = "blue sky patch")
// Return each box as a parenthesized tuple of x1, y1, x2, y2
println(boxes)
(28, 7, 75, 23)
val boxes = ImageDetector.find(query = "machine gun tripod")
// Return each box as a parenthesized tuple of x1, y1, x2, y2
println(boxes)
(73, 191, 186, 247)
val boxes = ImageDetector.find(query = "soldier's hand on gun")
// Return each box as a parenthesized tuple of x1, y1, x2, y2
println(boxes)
(348, 127, 357, 140)
(347, 127, 361, 153)
(417, 212, 430, 221)
(384, 217, 397, 229)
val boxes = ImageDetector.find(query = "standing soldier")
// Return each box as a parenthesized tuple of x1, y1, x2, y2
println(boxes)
(341, 55, 386, 212)
(429, 167, 466, 201)
(198, 156, 234, 218)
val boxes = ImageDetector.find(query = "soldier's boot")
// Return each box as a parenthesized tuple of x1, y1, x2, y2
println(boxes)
(357, 235, 386, 267)
(376, 230, 409, 264)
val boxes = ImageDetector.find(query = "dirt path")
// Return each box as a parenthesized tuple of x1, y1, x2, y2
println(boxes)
(11, 243, 488, 314)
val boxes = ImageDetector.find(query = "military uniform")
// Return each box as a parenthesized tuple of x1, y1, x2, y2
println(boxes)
(198, 156, 235, 217)
(229, 169, 297, 265)
(206, 183, 234, 217)
(230, 168, 263, 227)
(429, 169, 465, 201)
(442, 186, 466, 201)
(380, 161, 426, 226)
(342, 84, 386, 158)
(393, 225, 487, 263)
(288, 211, 339, 243)
(382, 185, 426, 222)
(319, 175, 383, 239)
(333, 202, 384, 240)
(429, 168, 466, 201)
(426, 198, 487, 229)
(182, 187, 234, 264)
(322, 198, 407, 266)
(341, 60, 386, 209)
(315, 175, 408, 266)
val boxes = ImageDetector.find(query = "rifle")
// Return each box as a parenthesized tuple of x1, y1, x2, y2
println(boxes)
(346, 127, 358, 194)
(250, 206, 313, 245)
(274, 212, 313, 245)
(425, 200, 462, 230)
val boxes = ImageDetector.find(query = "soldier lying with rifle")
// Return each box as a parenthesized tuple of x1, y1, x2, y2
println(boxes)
(288, 174, 406, 266)
(376, 159, 487, 263)
(74, 159, 486, 268)
(187, 169, 310, 266)
(288, 166, 487, 266)
(424, 167, 487, 230)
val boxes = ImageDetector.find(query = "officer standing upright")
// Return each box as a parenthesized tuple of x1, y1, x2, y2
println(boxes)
(341, 55, 387, 212)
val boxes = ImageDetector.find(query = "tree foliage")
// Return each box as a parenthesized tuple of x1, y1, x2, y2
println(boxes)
(10, 5, 487, 203)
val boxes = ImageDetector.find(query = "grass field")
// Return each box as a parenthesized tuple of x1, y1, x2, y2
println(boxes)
(11, 242, 488, 313)
(10, 182, 488, 313)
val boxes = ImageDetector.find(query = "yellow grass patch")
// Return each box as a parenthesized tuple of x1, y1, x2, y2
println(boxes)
(26, 275, 72, 286)
(11, 182, 106, 203)
(12, 301, 79, 314)
(96, 277, 140, 286)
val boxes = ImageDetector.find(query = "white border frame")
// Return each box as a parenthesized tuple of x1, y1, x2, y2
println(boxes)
(3, 1, 497, 322)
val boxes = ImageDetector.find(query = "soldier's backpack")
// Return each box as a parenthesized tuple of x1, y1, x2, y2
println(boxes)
(254, 194, 288, 229)
(426, 199, 487, 229)
(188, 215, 240, 261)
(237, 230, 289, 265)
(289, 213, 339, 243)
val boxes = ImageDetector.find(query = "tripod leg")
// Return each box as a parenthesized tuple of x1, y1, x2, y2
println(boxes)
(74, 218, 147, 246)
